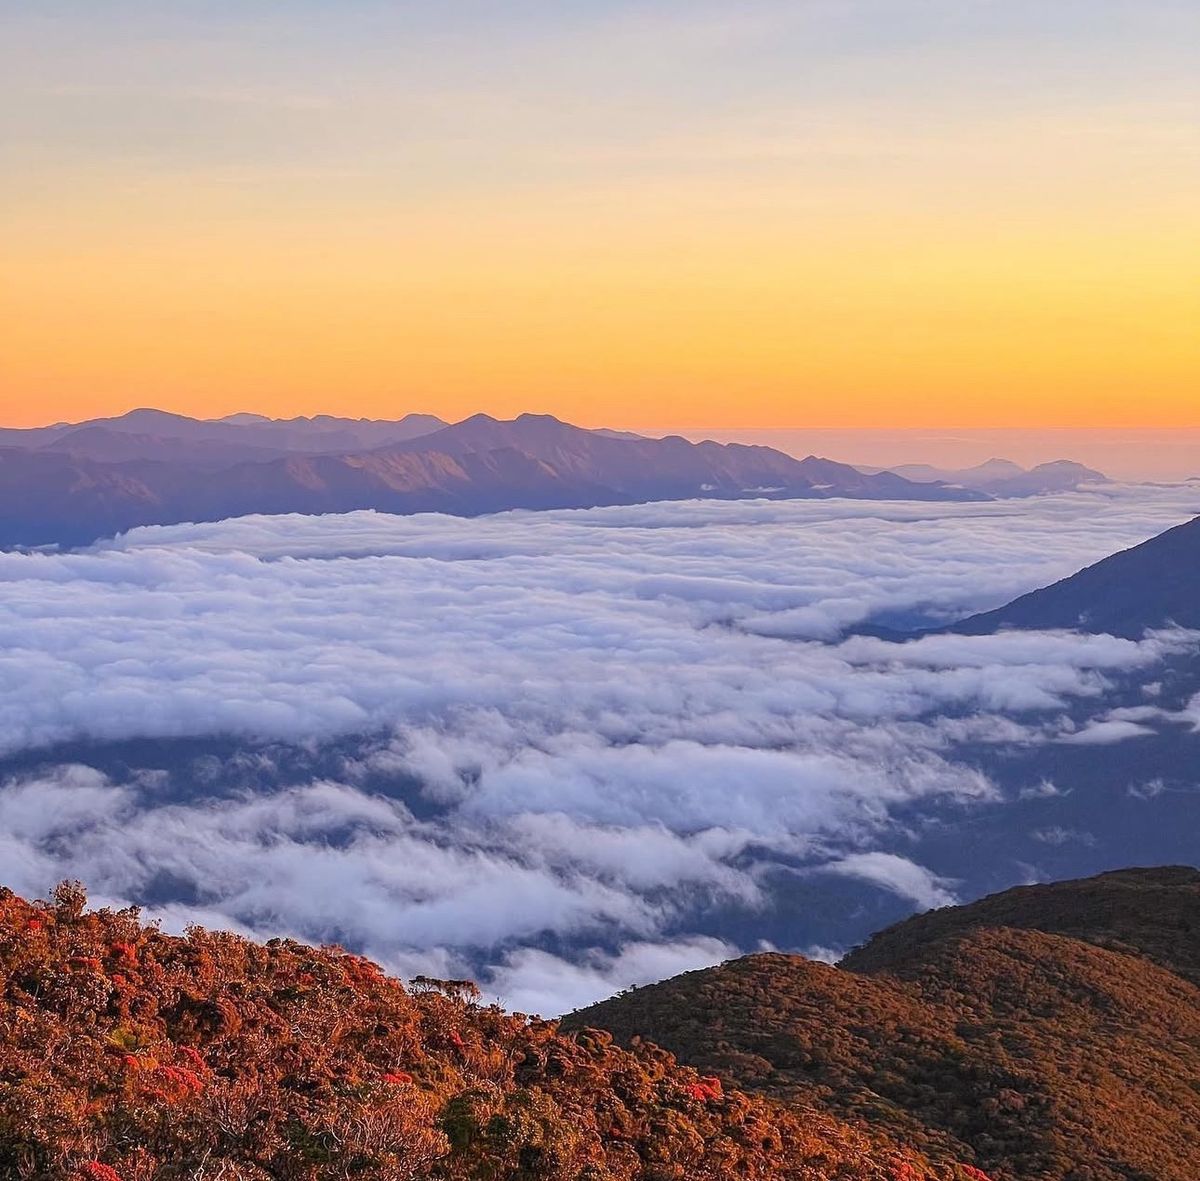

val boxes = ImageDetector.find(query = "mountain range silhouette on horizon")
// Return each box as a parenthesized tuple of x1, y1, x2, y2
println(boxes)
(0, 408, 1123, 548)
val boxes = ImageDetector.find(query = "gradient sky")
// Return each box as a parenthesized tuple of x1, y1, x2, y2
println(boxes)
(2, 1, 1198, 430)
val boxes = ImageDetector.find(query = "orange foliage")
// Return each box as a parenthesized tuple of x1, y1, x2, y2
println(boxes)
(0, 884, 940, 1181)
(570, 869, 1200, 1181)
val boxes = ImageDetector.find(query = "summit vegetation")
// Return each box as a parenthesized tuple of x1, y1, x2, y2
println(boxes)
(0, 883, 940, 1181)
(569, 868, 1200, 1181)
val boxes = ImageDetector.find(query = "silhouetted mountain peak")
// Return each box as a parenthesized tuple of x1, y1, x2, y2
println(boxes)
(112, 407, 199, 430)
(966, 458, 1024, 477)
(217, 412, 273, 424)
(514, 411, 564, 425)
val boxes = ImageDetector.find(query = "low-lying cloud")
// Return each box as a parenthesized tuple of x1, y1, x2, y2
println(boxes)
(0, 485, 1197, 1011)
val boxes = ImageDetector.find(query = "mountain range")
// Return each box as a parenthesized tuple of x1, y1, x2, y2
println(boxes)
(0, 407, 451, 461)
(857, 458, 1109, 498)
(0, 409, 988, 547)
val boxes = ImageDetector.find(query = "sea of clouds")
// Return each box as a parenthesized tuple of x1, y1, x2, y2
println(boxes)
(1, 484, 1198, 1013)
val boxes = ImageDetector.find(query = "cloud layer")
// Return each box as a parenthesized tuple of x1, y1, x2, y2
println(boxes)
(1, 485, 1197, 1011)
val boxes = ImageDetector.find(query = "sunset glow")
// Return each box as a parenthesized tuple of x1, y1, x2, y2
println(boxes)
(3, 2, 1198, 429)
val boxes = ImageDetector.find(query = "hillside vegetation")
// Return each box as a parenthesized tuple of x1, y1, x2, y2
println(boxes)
(568, 868, 1200, 1181)
(842, 865, 1200, 984)
(0, 883, 946, 1181)
(6, 870, 1196, 1179)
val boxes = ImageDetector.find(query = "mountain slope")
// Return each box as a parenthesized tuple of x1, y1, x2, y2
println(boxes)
(0, 449, 176, 548)
(38, 425, 287, 467)
(841, 864, 1200, 985)
(0, 884, 941, 1181)
(950, 514, 1200, 637)
(567, 867, 1200, 1181)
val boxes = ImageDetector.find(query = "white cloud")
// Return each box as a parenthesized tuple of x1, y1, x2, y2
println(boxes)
(484, 937, 738, 1018)
(0, 484, 1196, 1012)
(1018, 779, 1063, 799)
(1057, 719, 1156, 745)
(802, 944, 845, 965)
(1182, 693, 1200, 730)
(1031, 827, 1097, 847)
(821, 852, 958, 910)
(1128, 778, 1167, 800)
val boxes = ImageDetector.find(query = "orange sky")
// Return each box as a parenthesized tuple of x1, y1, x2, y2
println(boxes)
(3, 3, 1198, 430)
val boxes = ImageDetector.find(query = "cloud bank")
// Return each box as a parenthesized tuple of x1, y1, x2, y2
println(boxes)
(0, 485, 1197, 1011)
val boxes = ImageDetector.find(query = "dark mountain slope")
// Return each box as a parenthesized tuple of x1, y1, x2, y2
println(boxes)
(0, 884, 940, 1181)
(950, 514, 1200, 637)
(568, 868, 1200, 1181)
(196, 444, 615, 518)
(0, 449, 175, 548)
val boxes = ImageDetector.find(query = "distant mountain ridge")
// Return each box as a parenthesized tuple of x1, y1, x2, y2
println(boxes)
(0, 409, 984, 547)
(0, 407, 450, 460)
(858, 458, 1109, 497)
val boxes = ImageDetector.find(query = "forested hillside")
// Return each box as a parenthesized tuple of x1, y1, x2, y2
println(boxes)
(0, 884, 943, 1181)
(568, 869, 1200, 1181)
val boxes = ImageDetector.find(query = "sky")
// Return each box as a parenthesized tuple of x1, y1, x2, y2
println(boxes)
(2, 1, 1198, 431)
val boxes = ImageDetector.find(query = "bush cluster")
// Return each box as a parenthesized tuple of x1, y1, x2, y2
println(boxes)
(0, 884, 937, 1181)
